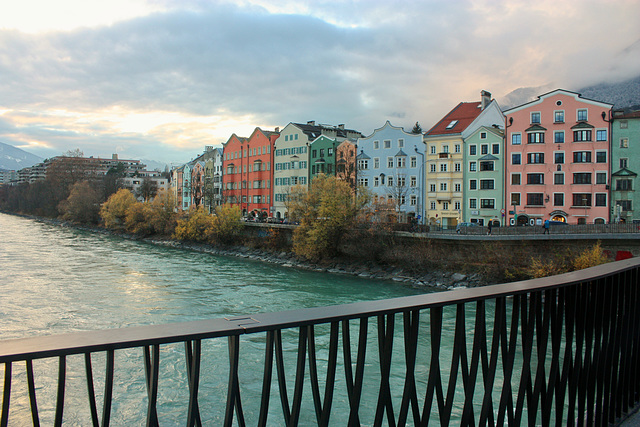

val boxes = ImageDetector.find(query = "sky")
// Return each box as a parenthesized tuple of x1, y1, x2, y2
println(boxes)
(1, 0, 639, 166)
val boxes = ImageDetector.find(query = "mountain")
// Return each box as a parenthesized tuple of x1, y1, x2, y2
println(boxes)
(500, 74, 640, 111)
(0, 142, 43, 171)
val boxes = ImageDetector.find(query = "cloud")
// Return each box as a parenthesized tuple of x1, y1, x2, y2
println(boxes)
(0, 1, 639, 163)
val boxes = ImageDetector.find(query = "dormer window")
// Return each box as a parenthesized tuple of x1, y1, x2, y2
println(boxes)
(446, 120, 458, 129)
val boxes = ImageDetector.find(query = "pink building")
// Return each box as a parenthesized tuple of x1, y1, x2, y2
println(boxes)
(504, 90, 612, 225)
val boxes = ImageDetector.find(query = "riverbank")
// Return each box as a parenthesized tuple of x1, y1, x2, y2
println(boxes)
(18, 213, 490, 290)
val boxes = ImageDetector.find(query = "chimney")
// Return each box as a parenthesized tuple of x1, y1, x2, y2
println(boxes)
(275, 127, 280, 132)
(205, 145, 213, 152)
(338, 124, 345, 129)
(112, 154, 118, 160)
(481, 90, 491, 110)
(307, 120, 315, 126)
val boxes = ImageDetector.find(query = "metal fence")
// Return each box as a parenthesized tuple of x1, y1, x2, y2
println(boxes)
(1, 259, 640, 426)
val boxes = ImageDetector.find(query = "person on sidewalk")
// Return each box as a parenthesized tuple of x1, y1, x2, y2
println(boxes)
(543, 219, 550, 234)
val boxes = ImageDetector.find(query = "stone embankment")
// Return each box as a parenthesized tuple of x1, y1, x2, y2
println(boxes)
(153, 239, 489, 291)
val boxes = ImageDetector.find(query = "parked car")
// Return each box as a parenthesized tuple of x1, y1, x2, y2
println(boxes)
(456, 222, 480, 234)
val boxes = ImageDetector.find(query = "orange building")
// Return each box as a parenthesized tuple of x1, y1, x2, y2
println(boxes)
(222, 127, 279, 218)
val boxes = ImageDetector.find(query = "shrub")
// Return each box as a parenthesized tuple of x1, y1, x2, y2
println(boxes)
(573, 241, 608, 271)
(210, 204, 243, 244)
(173, 206, 216, 242)
(101, 189, 138, 229)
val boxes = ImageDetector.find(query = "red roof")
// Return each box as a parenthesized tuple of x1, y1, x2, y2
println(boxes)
(426, 102, 483, 136)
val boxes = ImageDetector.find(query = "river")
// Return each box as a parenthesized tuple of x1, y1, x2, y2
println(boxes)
(0, 213, 438, 425)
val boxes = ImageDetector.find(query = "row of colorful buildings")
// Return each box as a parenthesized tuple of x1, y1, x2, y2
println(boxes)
(173, 89, 640, 226)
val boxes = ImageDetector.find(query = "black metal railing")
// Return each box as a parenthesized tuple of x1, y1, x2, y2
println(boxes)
(1, 259, 640, 426)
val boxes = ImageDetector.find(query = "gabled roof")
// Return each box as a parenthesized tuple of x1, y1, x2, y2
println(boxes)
(503, 89, 613, 114)
(425, 102, 483, 136)
(612, 167, 638, 177)
(526, 124, 547, 132)
(394, 149, 407, 157)
(571, 122, 594, 130)
(292, 122, 362, 141)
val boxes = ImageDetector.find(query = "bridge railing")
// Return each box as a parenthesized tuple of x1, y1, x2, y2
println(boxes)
(1, 258, 640, 426)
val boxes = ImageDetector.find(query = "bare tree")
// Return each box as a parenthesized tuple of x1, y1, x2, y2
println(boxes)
(136, 177, 158, 202)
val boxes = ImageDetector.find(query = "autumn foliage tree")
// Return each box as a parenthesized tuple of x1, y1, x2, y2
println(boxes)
(100, 188, 138, 229)
(288, 174, 370, 260)
(58, 180, 102, 224)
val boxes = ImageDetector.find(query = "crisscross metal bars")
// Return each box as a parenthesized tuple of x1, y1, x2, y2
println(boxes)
(1, 258, 639, 425)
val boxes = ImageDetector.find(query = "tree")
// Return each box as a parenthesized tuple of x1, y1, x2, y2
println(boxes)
(210, 204, 243, 244)
(100, 188, 139, 229)
(58, 180, 102, 224)
(411, 122, 423, 134)
(148, 189, 178, 235)
(136, 177, 158, 202)
(288, 174, 370, 260)
(383, 172, 414, 222)
(103, 162, 127, 200)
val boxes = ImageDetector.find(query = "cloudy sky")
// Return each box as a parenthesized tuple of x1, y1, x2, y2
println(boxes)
(1, 0, 639, 165)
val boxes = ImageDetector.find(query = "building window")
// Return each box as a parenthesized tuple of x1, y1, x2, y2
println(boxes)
(387, 176, 393, 187)
(577, 109, 588, 121)
(595, 151, 607, 163)
(573, 152, 591, 163)
(596, 172, 607, 185)
(481, 144, 488, 155)
(527, 153, 545, 164)
(619, 200, 632, 211)
(528, 132, 545, 144)
(492, 144, 499, 155)
(620, 120, 628, 129)
(455, 144, 461, 153)
(469, 199, 477, 209)
(554, 193, 564, 206)
(398, 139, 404, 148)
(531, 112, 541, 124)
(358, 159, 369, 169)
(527, 173, 544, 185)
(481, 199, 495, 209)
(620, 158, 628, 168)
(469, 145, 477, 155)
(480, 161, 494, 171)
(469, 162, 477, 172)
(373, 141, 379, 149)
(430, 164, 436, 172)
(573, 173, 592, 184)
(374, 157, 380, 168)
(480, 132, 487, 139)
(620, 138, 629, 148)
(410, 195, 417, 206)
(430, 201, 436, 210)
(386, 157, 393, 168)
(616, 179, 633, 191)
(440, 182, 447, 191)
(430, 145, 436, 154)
(454, 163, 461, 172)
(410, 157, 417, 168)
(469, 180, 477, 190)
(373, 177, 379, 187)
(554, 152, 564, 164)
(596, 130, 607, 141)
(554, 173, 564, 185)
(440, 163, 447, 172)
(572, 193, 591, 207)
(527, 193, 544, 206)
(595, 193, 607, 207)
(511, 134, 522, 145)
(554, 131, 565, 143)
(443, 145, 449, 153)
(511, 193, 520, 206)
(573, 130, 592, 142)
(554, 111, 564, 123)
(384, 140, 391, 149)
(512, 153, 521, 165)
(454, 183, 461, 192)
(454, 201, 460, 210)
(480, 179, 495, 189)
(410, 176, 417, 187)
(358, 178, 369, 186)
(511, 173, 521, 185)
(396, 157, 406, 168)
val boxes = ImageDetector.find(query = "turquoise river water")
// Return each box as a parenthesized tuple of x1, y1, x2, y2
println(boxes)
(1, 213, 448, 425)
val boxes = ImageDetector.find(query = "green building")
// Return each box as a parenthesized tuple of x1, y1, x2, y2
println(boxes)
(463, 125, 505, 226)
(309, 135, 339, 182)
(611, 110, 640, 222)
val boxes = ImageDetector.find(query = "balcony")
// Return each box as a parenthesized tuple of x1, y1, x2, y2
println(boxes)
(1, 260, 640, 425)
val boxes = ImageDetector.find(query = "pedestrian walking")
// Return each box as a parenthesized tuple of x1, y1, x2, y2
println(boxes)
(488, 220, 492, 235)
(543, 219, 550, 234)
